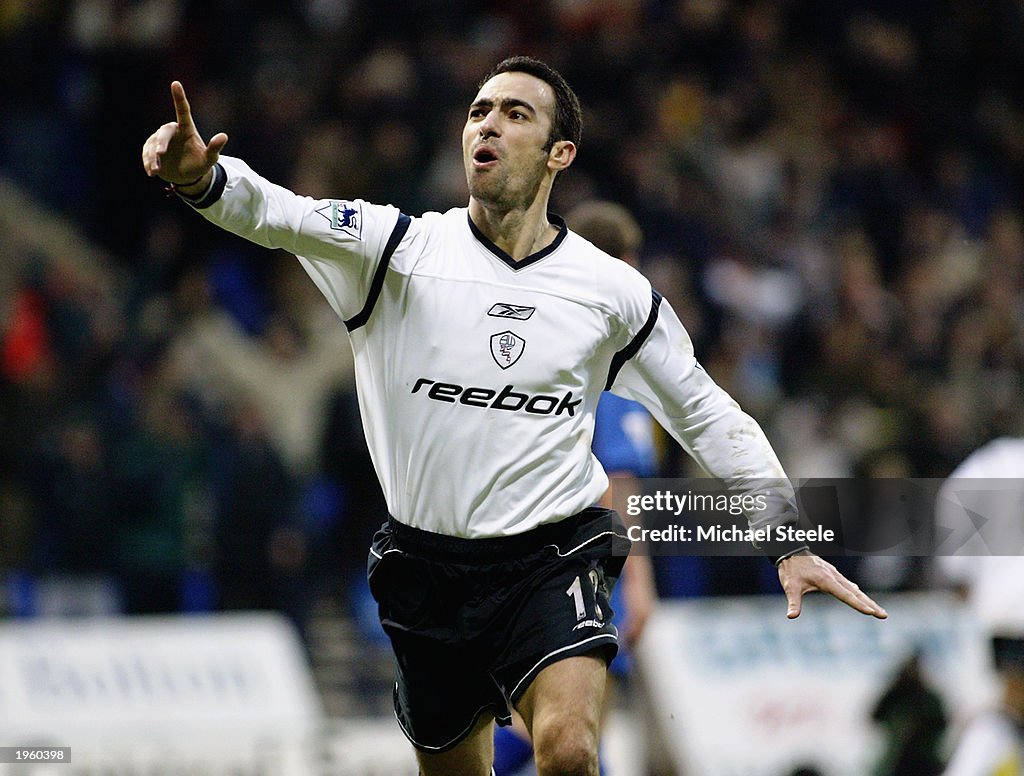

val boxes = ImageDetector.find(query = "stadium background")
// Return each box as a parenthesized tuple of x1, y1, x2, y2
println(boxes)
(1, 1, 1022, 774)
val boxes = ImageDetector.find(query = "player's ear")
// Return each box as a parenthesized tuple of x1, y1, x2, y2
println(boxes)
(547, 140, 576, 172)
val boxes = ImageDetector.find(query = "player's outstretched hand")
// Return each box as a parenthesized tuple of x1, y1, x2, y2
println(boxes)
(777, 552, 887, 620)
(141, 81, 228, 186)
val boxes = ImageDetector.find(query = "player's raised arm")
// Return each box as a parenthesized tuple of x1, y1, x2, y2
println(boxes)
(142, 81, 407, 325)
(141, 81, 228, 195)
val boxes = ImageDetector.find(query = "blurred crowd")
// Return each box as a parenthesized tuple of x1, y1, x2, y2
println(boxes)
(1, 0, 1024, 634)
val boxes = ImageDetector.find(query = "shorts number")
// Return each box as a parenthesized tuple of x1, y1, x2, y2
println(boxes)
(566, 576, 586, 621)
(566, 571, 604, 622)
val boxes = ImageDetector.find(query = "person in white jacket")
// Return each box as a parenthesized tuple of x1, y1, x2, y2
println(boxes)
(936, 437, 1024, 776)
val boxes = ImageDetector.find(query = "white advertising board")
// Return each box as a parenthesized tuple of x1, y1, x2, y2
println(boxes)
(0, 612, 322, 743)
(637, 592, 997, 776)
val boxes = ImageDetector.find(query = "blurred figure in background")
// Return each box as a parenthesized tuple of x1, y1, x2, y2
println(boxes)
(935, 436, 1024, 775)
(870, 650, 947, 776)
(571, 202, 659, 656)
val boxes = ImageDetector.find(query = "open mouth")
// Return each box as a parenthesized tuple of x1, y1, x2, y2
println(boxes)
(473, 147, 499, 167)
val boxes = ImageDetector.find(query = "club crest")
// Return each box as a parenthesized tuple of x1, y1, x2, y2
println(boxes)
(490, 331, 525, 369)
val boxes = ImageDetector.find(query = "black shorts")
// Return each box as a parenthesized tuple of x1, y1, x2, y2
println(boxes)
(366, 507, 630, 753)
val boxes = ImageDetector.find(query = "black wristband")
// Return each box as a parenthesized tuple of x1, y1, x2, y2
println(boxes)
(773, 545, 812, 566)
(170, 172, 207, 188)
(171, 163, 227, 209)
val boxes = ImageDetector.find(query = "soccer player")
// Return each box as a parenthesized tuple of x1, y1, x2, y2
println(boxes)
(142, 56, 886, 776)
(935, 437, 1024, 775)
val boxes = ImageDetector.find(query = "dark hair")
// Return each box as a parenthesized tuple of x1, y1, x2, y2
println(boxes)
(480, 56, 582, 152)
(565, 200, 642, 259)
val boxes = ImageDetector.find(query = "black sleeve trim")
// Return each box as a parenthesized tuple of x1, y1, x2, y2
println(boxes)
(604, 289, 663, 391)
(345, 213, 412, 332)
(178, 163, 227, 209)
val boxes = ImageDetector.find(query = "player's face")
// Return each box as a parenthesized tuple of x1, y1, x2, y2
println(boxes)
(463, 72, 560, 209)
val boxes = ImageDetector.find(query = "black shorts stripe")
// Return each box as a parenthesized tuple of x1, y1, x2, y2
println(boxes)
(604, 288, 663, 390)
(394, 699, 501, 753)
(345, 213, 412, 332)
(508, 632, 619, 701)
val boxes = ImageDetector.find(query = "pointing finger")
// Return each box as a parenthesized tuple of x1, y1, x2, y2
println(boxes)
(171, 80, 193, 129)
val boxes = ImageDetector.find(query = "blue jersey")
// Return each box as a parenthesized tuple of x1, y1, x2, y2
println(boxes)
(592, 392, 655, 677)
(592, 392, 656, 477)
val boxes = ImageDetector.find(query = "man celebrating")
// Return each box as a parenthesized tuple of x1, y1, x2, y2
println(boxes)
(142, 56, 885, 776)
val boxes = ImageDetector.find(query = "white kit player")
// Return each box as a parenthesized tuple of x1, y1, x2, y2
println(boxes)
(142, 56, 886, 776)
(937, 437, 1024, 776)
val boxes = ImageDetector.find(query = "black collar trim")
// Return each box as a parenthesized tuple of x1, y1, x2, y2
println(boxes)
(467, 212, 568, 271)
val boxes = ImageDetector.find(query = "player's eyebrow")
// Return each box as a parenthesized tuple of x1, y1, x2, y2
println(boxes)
(470, 97, 537, 116)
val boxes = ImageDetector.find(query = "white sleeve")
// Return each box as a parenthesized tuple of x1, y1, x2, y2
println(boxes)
(608, 294, 804, 559)
(182, 156, 406, 322)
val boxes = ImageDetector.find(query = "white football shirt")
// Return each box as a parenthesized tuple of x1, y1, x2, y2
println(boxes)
(184, 156, 798, 543)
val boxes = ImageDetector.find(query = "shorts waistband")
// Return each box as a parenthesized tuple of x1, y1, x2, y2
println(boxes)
(386, 507, 619, 562)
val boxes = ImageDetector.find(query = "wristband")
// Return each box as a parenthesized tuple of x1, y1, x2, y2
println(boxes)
(163, 172, 207, 193)
(168, 163, 226, 209)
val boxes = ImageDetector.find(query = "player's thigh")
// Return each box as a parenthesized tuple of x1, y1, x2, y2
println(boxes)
(516, 653, 607, 761)
(415, 711, 495, 776)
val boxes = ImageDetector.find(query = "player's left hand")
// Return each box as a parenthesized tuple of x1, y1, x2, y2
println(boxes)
(777, 552, 887, 620)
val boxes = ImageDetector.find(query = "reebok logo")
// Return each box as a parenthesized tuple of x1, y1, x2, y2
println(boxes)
(411, 379, 581, 416)
(487, 303, 535, 320)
